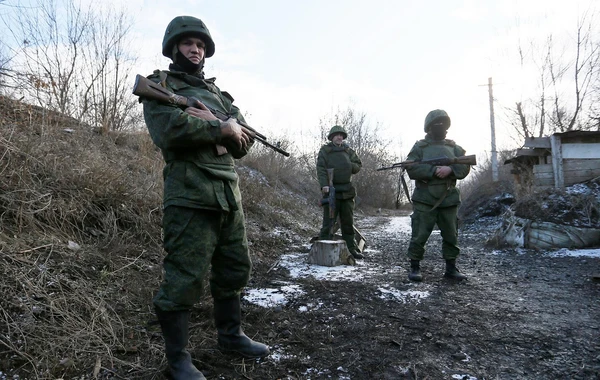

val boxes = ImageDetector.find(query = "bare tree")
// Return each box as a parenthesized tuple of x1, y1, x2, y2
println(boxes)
(505, 10, 600, 138)
(1, 0, 140, 132)
(317, 106, 403, 208)
(590, 79, 600, 130)
(0, 42, 8, 92)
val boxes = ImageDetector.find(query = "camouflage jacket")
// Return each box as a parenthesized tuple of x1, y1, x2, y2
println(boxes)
(405, 137, 470, 208)
(142, 69, 253, 212)
(316, 142, 362, 199)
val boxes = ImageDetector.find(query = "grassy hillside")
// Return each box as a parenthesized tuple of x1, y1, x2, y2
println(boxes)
(0, 95, 321, 378)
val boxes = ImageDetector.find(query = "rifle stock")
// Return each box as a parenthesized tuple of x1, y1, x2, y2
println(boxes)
(133, 74, 290, 157)
(377, 154, 477, 171)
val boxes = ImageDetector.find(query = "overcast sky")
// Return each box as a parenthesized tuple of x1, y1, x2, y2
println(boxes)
(3, 0, 598, 159)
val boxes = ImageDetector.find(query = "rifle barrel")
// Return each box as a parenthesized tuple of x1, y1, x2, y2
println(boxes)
(209, 107, 268, 141)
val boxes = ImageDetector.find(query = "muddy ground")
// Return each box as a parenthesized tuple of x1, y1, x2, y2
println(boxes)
(174, 212, 600, 380)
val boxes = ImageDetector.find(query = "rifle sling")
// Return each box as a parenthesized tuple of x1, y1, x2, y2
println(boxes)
(415, 179, 455, 212)
(400, 170, 412, 204)
(428, 186, 448, 212)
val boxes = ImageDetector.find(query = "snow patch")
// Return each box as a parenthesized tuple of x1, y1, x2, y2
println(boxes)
(278, 253, 382, 281)
(452, 375, 478, 380)
(269, 346, 295, 362)
(378, 285, 430, 303)
(384, 216, 412, 235)
(244, 285, 304, 307)
(545, 248, 600, 258)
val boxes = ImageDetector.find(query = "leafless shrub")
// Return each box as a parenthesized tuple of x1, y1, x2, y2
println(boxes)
(1, 0, 141, 133)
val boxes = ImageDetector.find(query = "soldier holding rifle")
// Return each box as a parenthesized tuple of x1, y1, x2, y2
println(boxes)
(317, 125, 363, 259)
(139, 15, 269, 380)
(404, 109, 472, 282)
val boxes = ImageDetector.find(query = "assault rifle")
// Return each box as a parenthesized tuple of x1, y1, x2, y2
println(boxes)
(319, 168, 336, 239)
(376, 155, 477, 171)
(132, 74, 290, 157)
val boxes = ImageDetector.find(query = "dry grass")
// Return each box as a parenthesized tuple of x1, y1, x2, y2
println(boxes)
(0, 95, 169, 378)
(0, 95, 323, 378)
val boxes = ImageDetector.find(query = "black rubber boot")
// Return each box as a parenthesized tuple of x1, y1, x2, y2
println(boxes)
(350, 249, 364, 259)
(343, 234, 363, 259)
(408, 260, 423, 282)
(214, 296, 270, 358)
(155, 308, 205, 380)
(444, 259, 467, 280)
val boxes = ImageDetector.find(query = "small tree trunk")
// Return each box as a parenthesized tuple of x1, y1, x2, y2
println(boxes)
(308, 240, 355, 266)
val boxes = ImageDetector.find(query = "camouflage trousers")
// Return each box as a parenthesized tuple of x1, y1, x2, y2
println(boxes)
(153, 205, 252, 311)
(319, 197, 357, 252)
(407, 202, 460, 261)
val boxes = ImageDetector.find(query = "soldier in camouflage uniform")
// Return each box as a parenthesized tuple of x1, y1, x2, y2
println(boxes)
(140, 16, 269, 380)
(405, 110, 471, 282)
(317, 125, 363, 259)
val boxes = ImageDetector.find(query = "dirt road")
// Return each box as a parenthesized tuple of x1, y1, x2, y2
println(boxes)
(230, 213, 600, 380)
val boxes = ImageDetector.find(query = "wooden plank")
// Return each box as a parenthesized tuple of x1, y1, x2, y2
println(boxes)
(353, 226, 367, 253)
(524, 137, 551, 148)
(563, 159, 600, 186)
(534, 177, 554, 186)
(564, 168, 600, 178)
(534, 172, 554, 180)
(563, 159, 600, 171)
(357, 239, 365, 253)
(533, 164, 553, 174)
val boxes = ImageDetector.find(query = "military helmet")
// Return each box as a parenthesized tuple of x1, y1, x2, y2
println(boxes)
(327, 125, 348, 140)
(424, 109, 451, 132)
(162, 16, 215, 59)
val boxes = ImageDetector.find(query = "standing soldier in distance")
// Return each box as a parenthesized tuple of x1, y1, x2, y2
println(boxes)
(317, 125, 363, 259)
(140, 15, 269, 380)
(405, 109, 471, 282)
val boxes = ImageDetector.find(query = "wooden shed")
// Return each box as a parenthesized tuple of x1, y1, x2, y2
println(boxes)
(504, 130, 600, 189)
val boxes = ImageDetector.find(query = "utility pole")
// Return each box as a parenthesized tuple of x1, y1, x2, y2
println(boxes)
(487, 77, 499, 182)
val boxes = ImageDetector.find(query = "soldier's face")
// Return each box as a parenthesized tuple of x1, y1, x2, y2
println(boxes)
(430, 123, 448, 140)
(331, 133, 344, 145)
(178, 37, 206, 64)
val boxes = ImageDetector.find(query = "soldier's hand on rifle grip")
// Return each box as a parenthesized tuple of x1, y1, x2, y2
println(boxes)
(435, 166, 453, 178)
(184, 101, 218, 121)
(220, 118, 248, 150)
(322, 186, 329, 195)
(241, 126, 255, 144)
